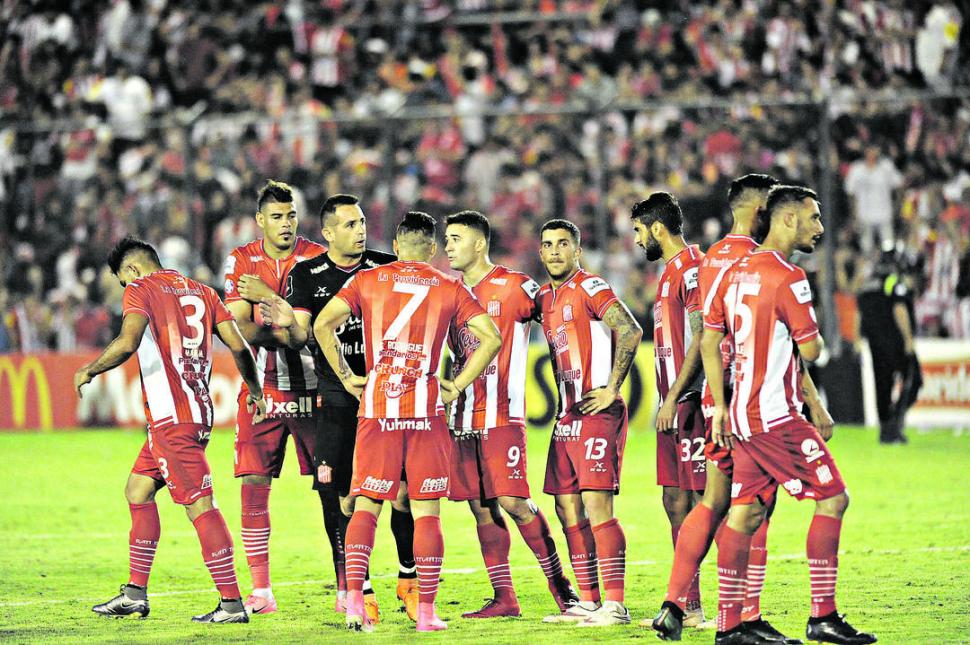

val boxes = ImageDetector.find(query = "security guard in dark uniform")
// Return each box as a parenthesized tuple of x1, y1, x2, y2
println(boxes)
(857, 246, 923, 443)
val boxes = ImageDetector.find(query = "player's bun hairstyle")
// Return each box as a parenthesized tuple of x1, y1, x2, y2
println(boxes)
(256, 180, 294, 212)
(727, 174, 779, 207)
(107, 236, 161, 275)
(540, 219, 581, 245)
(320, 193, 361, 226)
(754, 185, 819, 242)
(397, 211, 437, 239)
(445, 210, 490, 242)
(630, 191, 683, 235)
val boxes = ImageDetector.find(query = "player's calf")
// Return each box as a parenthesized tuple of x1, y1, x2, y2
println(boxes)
(92, 584, 150, 618)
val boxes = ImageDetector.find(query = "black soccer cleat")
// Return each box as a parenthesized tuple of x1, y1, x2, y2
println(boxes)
(716, 625, 786, 644)
(650, 601, 684, 640)
(92, 584, 150, 618)
(191, 598, 250, 623)
(806, 613, 876, 644)
(745, 617, 804, 644)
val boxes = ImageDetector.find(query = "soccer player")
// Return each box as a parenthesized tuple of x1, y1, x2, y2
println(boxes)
(535, 219, 643, 627)
(314, 211, 502, 632)
(260, 194, 417, 622)
(652, 174, 818, 643)
(221, 180, 325, 615)
(630, 192, 709, 626)
(703, 186, 876, 645)
(442, 210, 578, 618)
(75, 237, 266, 623)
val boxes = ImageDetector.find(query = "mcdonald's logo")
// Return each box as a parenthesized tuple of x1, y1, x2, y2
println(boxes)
(0, 356, 53, 429)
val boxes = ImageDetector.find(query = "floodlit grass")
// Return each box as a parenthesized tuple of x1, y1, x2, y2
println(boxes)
(1, 426, 968, 643)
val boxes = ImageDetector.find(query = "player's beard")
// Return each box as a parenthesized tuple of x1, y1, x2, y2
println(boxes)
(644, 238, 662, 262)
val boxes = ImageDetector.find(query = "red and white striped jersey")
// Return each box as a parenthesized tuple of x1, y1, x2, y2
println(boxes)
(654, 244, 704, 404)
(698, 234, 759, 410)
(223, 237, 325, 392)
(449, 265, 540, 431)
(122, 269, 234, 430)
(704, 250, 820, 438)
(536, 269, 620, 419)
(336, 261, 486, 419)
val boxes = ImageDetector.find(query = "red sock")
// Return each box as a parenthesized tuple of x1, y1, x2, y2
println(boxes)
(193, 508, 241, 599)
(414, 516, 444, 604)
(128, 502, 160, 588)
(344, 511, 378, 593)
(591, 518, 626, 603)
(807, 514, 841, 618)
(477, 520, 515, 601)
(241, 483, 271, 590)
(516, 511, 565, 583)
(742, 517, 770, 621)
(665, 503, 719, 609)
(563, 520, 600, 603)
(716, 526, 752, 633)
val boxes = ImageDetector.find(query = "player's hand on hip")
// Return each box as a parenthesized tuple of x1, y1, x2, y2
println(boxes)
(579, 386, 618, 416)
(439, 378, 460, 405)
(656, 397, 677, 433)
(712, 405, 734, 450)
(342, 375, 367, 400)
(808, 402, 835, 441)
(247, 394, 267, 424)
(73, 367, 92, 398)
(238, 274, 275, 303)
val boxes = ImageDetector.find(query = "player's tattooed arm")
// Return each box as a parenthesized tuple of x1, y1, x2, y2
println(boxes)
(314, 298, 366, 399)
(656, 310, 704, 432)
(74, 313, 149, 397)
(580, 300, 642, 415)
(800, 367, 834, 441)
(701, 326, 732, 449)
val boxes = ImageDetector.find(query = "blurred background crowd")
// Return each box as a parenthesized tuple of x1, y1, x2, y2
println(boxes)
(1, 0, 969, 354)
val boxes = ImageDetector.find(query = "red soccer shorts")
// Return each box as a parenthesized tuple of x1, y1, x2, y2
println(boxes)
(656, 397, 706, 491)
(449, 424, 531, 501)
(132, 423, 213, 506)
(731, 418, 847, 506)
(351, 416, 452, 501)
(234, 389, 317, 478)
(543, 400, 627, 495)
(702, 386, 734, 476)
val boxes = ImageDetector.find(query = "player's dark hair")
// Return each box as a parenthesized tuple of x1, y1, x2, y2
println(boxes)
(727, 174, 779, 207)
(540, 219, 581, 245)
(397, 211, 436, 240)
(445, 210, 490, 242)
(630, 191, 683, 235)
(754, 185, 819, 242)
(256, 180, 294, 212)
(319, 193, 360, 226)
(107, 236, 161, 275)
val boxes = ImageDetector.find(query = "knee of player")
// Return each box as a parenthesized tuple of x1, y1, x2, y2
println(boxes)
(499, 496, 535, 524)
(661, 487, 689, 515)
(185, 495, 215, 520)
(818, 491, 849, 517)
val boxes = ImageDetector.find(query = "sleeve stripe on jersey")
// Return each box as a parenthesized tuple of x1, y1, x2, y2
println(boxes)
(704, 322, 724, 331)
(123, 307, 150, 317)
(595, 296, 619, 319)
(794, 330, 820, 343)
(686, 302, 702, 314)
(293, 307, 311, 315)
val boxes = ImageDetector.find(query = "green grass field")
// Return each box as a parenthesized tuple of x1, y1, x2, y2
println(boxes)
(1, 426, 968, 644)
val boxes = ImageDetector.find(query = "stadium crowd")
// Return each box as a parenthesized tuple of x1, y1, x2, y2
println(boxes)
(1, 0, 969, 352)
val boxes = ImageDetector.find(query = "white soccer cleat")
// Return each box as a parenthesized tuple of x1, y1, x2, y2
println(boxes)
(684, 606, 715, 629)
(542, 599, 601, 623)
(576, 600, 631, 627)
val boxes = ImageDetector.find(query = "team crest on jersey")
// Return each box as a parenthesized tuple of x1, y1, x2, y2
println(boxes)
(563, 304, 573, 322)
(488, 300, 501, 317)
(224, 279, 235, 294)
(581, 276, 609, 297)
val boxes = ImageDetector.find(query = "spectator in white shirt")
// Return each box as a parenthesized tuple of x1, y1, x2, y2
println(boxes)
(845, 145, 903, 255)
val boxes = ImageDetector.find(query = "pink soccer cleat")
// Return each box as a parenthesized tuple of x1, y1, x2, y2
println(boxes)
(416, 602, 448, 632)
(244, 593, 277, 615)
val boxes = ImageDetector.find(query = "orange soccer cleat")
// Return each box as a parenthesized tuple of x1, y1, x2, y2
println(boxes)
(396, 577, 419, 622)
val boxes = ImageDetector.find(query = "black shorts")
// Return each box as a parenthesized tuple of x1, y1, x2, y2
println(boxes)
(312, 405, 358, 496)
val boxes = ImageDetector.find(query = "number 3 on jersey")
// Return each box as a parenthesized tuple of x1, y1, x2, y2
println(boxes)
(384, 282, 430, 340)
(179, 295, 206, 349)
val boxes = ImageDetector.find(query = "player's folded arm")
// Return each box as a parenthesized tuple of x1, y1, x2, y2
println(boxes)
(452, 313, 502, 391)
